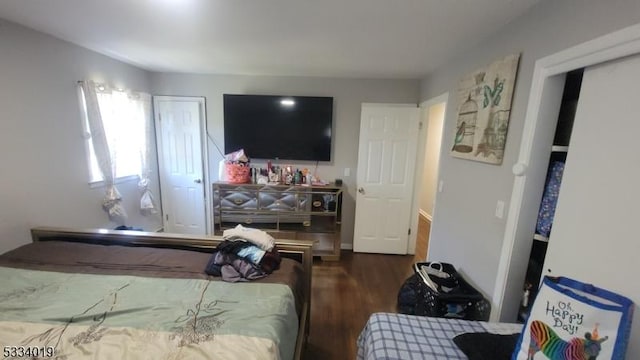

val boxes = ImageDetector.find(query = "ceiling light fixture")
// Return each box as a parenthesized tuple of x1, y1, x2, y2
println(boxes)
(280, 99, 295, 107)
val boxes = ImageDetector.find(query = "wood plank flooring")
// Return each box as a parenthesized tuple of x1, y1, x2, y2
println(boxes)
(303, 252, 418, 360)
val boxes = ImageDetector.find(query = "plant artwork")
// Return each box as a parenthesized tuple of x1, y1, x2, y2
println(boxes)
(451, 53, 520, 165)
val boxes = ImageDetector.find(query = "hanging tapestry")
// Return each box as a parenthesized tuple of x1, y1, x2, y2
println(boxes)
(450, 53, 520, 165)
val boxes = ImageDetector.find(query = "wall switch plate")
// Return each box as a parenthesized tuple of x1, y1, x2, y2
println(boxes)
(438, 181, 444, 193)
(495, 200, 505, 219)
(344, 168, 350, 177)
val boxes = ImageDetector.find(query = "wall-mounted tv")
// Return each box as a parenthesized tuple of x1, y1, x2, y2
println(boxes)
(223, 94, 333, 161)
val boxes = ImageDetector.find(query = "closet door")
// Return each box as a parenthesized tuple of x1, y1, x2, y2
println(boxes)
(542, 54, 640, 354)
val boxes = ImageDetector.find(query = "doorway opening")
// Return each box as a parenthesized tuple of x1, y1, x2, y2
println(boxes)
(409, 93, 448, 261)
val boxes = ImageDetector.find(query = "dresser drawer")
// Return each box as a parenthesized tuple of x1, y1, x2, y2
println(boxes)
(218, 210, 278, 229)
(259, 188, 309, 211)
(217, 187, 258, 210)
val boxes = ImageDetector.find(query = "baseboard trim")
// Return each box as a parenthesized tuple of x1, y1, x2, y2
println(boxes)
(419, 209, 432, 222)
(341, 243, 353, 250)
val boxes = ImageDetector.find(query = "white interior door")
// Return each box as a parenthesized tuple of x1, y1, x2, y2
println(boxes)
(353, 103, 420, 254)
(154, 96, 208, 235)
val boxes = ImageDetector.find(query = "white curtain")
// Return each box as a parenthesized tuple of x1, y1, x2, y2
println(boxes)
(137, 93, 158, 215)
(80, 80, 127, 220)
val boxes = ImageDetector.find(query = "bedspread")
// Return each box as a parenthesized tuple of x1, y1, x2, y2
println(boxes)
(0, 266, 298, 360)
(356, 312, 522, 360)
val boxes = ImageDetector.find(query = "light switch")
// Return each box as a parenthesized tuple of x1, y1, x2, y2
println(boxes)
(344, 168, 351, 177)
(495, 200, 505, 219)
(438, 181, 444, 193)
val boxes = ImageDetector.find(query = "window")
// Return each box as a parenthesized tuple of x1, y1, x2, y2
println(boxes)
(79, 84, 150, 184)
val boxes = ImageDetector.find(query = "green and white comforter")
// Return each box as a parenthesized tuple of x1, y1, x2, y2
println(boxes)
(0, 267, 298, 360)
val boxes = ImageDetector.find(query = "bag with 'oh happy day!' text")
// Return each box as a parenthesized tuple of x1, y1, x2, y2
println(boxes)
(512, 276, 634, 360)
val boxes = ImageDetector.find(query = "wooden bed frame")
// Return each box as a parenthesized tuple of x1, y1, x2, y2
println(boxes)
(30, 226, 313, 360)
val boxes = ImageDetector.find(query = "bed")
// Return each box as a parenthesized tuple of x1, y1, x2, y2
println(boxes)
(357, 313, 522, 360)
(0, 227, 313, 360)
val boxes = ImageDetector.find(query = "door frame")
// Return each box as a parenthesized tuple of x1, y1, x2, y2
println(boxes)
(153, 95, 211, 234)
(407, 92, 448, 256)
(492, 23, 640, 322)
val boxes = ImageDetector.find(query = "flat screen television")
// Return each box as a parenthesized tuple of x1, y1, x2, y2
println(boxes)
(223, 94, 333, 161)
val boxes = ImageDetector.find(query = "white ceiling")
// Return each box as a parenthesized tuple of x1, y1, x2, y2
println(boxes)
(0, 0, 540, 79)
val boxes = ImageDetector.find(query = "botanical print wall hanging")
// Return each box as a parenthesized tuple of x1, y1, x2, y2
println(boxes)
(451, 53, 520, 164)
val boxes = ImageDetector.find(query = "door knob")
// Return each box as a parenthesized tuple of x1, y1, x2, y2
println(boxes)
(358, 187, 365, 194)
(194, 179, 202, 184)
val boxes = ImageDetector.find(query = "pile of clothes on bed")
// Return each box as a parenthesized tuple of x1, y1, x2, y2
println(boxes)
(206, 224, 282, 282)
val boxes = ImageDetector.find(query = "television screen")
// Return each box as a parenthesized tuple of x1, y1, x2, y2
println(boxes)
(223, 94, 333, 161)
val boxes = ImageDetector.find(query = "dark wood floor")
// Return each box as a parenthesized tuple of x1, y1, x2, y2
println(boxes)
(303, 251, 418, 360)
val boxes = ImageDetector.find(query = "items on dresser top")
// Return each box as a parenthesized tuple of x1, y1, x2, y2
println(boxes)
(221, 148, 251, 183)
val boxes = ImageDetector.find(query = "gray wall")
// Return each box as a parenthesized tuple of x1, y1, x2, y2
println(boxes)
(0, 19, 162, 253)
(150, 73, 420, 247)
(421, 0, 640, 311)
